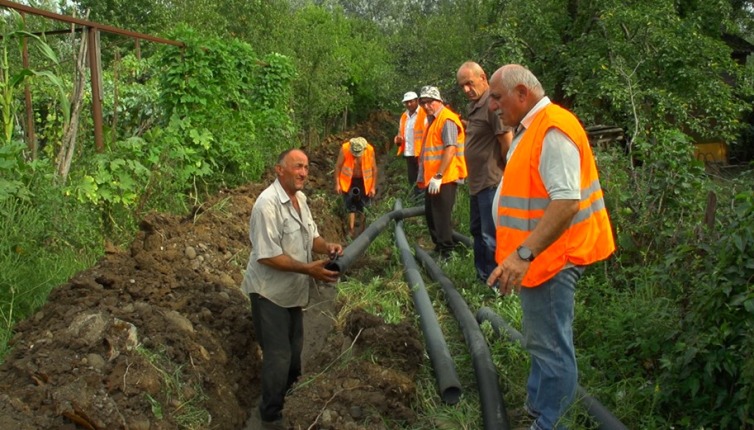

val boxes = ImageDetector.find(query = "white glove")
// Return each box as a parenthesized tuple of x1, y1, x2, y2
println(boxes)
(428, 176, 442, 194)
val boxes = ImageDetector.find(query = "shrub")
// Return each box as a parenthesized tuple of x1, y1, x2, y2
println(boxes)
(659, 191, 754, 428)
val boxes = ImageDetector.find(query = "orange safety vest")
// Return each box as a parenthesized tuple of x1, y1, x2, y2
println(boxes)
(419, 107, 467, 187)
(397, 108, 427, 157)
(338, 142, 377, 195)
(495, 103, 615, 287)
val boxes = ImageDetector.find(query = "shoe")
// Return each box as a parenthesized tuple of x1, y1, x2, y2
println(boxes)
(508, 406, 537, 428)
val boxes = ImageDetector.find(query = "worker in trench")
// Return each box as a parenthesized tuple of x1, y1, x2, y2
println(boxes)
(334, 137, 378, 239)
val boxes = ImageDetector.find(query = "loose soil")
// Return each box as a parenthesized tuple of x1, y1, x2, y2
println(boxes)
(0, 112, 426, 430)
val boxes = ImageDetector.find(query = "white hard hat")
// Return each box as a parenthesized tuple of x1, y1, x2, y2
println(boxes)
(401, 91, 418, 102)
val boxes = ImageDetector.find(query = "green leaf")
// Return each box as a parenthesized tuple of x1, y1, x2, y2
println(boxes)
(9, 69, 33, 88)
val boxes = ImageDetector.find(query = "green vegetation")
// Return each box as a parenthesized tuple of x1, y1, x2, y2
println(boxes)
(1, 0, 753, 427)
(343, 147, 753, 429)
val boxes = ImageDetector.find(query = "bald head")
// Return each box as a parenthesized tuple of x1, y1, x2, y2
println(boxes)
(457, 61, 489, 101)
(457, 61, 485, 77)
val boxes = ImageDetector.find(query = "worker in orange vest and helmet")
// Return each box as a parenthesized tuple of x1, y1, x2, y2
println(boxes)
(394, 91, 427, 199)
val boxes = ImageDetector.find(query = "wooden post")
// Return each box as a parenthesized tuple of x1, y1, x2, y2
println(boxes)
(87, 27, 104, 152)
(112, 49, 119, 144)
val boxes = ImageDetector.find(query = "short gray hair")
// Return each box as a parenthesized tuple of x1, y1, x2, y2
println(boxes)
(500, 65, 545, 98)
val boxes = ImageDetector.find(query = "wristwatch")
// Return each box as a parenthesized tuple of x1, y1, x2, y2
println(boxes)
(433, 173, 443, 179)
(516, 245, 535, 262)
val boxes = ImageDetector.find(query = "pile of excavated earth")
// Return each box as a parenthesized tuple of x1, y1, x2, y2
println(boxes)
(0, 112, 428, 430)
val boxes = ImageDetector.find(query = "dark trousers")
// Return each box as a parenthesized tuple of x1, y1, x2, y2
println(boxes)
(405, 156, 419, 185)
(470, 186, 498, 281)
(250, 293, 303, 422)
(405, 156, 424, 199)
(424, 182, 457, 255)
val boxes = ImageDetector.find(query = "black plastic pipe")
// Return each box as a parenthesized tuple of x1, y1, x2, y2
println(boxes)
(475, 307, 629, 430)
(415, 247, 510, 430)
(325, 206, 424, 273)
(392, 200, 462, 404)
(452, 231, 473, 249)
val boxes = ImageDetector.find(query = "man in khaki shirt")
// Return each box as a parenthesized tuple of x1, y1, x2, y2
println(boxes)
(241, 148, 342, 427)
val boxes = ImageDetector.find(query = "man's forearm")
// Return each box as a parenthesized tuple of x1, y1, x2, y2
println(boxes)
(258, 254, 311, 276)
(312, 236, 330, 255)
(437, 146, 457, 176)
(522, 199, 579, 256)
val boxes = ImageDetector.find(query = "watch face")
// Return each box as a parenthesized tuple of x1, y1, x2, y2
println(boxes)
(517, 246, 533, 261)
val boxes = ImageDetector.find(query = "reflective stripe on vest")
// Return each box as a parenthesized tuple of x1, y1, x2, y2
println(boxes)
(419, 107, 467, 186)
(498, 179, 607, 231)
(495, 103, 615, 287)
(338, 142, 376, 194)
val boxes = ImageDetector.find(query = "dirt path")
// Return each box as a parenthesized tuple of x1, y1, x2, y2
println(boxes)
(242, 284, 338, 430)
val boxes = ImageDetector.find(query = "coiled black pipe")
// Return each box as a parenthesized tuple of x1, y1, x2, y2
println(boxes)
(475, 307, 629, 430)
(325, 206, 424, 273)
(392, 199, 462, 404)
(415, 247, 510, 430)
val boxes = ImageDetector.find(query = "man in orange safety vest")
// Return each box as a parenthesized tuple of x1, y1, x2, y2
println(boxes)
(487, 64, 615, 430)
(417, 85, 467, 259)
(393, 91, 427, 200)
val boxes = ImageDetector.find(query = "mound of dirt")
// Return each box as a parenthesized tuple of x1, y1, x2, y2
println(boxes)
(283, 309, 423, 429)
(0, 184, 266, 430)
(0, 111, 419, 430)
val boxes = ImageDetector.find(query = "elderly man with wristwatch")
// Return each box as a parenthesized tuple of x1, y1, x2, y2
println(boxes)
(416, 85, 468, 259)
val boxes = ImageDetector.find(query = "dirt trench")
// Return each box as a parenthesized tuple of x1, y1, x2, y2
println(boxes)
(0, 112, 425, 430)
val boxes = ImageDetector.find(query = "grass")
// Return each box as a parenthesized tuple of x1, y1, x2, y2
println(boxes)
(336, 275, 411, 325)
(0, 196, 102, 361)
(334, 173, 534, 429)
(0, 174, 200, 362)
(137, 345, 211, 429)
(3, 146, 750, 428)
(335, 155, 647, 429)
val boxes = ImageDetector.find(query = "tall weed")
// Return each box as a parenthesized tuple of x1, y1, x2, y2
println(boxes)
(577, 130, 699, 426)
(0, 192, 101, 360)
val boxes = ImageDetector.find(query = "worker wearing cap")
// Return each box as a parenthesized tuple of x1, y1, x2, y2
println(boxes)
(334, 137, 378, 238)
(417, 85, 467, 259)
(394, 91, 427, 196)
